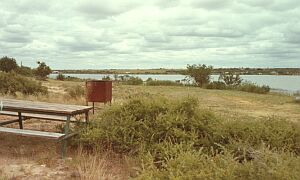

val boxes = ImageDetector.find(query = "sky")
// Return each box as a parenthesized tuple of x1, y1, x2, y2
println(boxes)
(0, 0, 300, 69)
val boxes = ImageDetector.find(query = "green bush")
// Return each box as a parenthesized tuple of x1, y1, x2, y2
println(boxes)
(237, 82, 270, 94)
(219, 117, 300, 154)
(206, 81, 227, 90)
(56, 73, 65, 81)
(206, 81, 270, 94)
(123, 76, 143, 85)
(138, 146, 300, 180)
(0, 72, 48, 95)
(146, 80, 183, 86)
(78, 96, 300, 179)
(65, 85, 85, 98)
(79, 96, 221, 154)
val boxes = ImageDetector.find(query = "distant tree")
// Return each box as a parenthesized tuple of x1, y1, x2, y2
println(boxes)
(56, 73, 65, 81)
(219, 73, 243, 86)
(186, 64, 213, 87)
(34, 61, 52, 80)
(0, 56, 18, 72)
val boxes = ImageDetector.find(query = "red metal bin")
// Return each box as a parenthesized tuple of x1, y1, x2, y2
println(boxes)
(86, 80, 112, 113)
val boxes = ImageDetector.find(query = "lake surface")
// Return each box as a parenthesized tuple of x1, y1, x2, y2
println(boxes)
(49, 73, 300, 93)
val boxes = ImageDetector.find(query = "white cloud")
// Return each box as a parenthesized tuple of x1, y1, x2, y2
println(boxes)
(0, 0, 299, 69)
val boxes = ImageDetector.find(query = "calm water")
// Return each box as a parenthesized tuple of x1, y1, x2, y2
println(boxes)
(49, 74, 300, 93)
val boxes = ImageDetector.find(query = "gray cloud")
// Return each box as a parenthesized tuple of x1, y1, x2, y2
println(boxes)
(0, 0, 299, 69)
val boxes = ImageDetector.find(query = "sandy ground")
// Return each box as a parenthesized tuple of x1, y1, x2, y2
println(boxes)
(0, 115, 79, 179)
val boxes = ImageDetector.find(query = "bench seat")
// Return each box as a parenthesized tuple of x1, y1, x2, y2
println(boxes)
(0, 111, 78, 122)
(0, 127, 65, 140)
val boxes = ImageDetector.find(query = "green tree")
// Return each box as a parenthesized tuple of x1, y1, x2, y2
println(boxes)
(0, 56, 18, 72)
(34, 61, 52, 80)
(186, 64, 213, 87)
(219, 73, 243, 86)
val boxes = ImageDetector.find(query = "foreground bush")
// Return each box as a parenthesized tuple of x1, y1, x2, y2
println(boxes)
(79, 96, 220, 154)
(78, 95, 300, 179)
(0, 72, 47, 95)
(138, 146, 300, 180)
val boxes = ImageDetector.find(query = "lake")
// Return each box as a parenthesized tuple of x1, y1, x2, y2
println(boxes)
(49, 73, 300, 93)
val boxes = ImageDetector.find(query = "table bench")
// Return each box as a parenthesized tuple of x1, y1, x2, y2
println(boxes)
(0, 98, 92, 158)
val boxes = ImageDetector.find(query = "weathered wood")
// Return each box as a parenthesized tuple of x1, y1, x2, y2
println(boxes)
(0, 127, 65, 140)
(0, 99, 93, 115)
(0, 111, 78, 122)
(18, 112, 23, 129)
(0, 116, 30, 126)
(61, 115, 71, 158)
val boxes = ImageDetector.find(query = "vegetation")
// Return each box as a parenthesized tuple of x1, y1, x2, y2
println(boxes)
(186, 64, 213, 87)
(56, 73, 66, 81)
(219, 73, 242, 86)
(122, 76, 143, 85)
(65, 85, 85, 99)
(0, 56, 18, 72)
(206, 73, 270, 94)
(146, 79, 183, 86)
(0, 72, 47, 95)
(237, 82, 270, 94)
(34, 61, 51, 80)
(77, 95, 300, 179)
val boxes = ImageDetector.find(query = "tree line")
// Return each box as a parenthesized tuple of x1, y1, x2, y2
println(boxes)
(0, 56, 52, 80)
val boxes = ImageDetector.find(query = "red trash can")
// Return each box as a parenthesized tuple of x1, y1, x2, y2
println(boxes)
(86, 80, 112, 113)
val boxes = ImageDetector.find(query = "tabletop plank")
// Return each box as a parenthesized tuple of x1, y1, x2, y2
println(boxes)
(0, 98, 93, 115)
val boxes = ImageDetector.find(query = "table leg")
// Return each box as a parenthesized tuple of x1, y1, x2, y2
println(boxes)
(85, 111, 89, 124)
(18, 112, 23, 129)
(61, 115, 71, 158)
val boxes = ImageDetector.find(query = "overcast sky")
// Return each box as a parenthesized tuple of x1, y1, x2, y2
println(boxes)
(0, 0, 299, 69)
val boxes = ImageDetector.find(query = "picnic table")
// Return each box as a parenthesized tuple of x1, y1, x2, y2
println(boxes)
(0, 98, 93, 158)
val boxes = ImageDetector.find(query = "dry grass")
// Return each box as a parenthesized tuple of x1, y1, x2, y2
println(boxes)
(68, 146, 134, 180)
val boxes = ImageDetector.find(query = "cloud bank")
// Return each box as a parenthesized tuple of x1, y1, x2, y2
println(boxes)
(0, 0, 299, 69)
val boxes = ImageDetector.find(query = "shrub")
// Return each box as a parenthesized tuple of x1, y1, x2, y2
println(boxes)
(102, 75, 111, 81)
(122, 76, 143, 85)
(237, 82, 270, 94)
(185, 64, 213, 87)
(56, 73, 65, 81)
(16, 66, 34, 76)
(0, 56, 18, 72)
(34, 61, 51, 80)
(219, 117, 300, 154)
(65, 85, 85, 98)
(79, 96, 221, 154)
(78, 96, 300, 179)
(138, 146, 300, 180)
(0, 72, 48, 95)
(206, 81, 227, 90)
(146, 80, 183, 86)
(219, 73, 243, 86)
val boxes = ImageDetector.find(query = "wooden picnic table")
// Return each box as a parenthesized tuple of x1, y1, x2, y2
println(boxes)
(0, 98, 93, 158)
